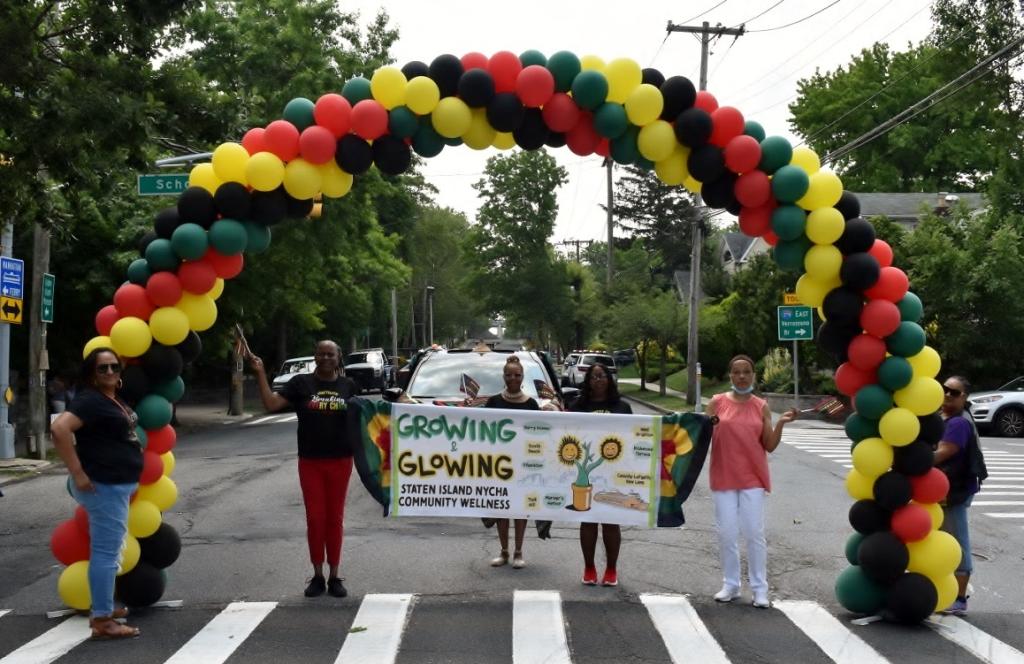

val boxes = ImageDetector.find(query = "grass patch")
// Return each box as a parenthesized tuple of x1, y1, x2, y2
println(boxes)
(619, 382, 691, 412)
(616, 364, 640, 380)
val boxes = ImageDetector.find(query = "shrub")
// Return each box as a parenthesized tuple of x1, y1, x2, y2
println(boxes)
(759, 347, 793, 393)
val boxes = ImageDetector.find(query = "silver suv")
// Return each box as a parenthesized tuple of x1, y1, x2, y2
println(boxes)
(344, 348, 393, 393)
(970, 376, 1024, 437)
(562, 351, 617, 387)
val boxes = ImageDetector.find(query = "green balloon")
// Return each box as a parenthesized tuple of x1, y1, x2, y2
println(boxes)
(593, 103, 628, 139)
(520, 49, 547, 67)
(772, 237, 811, 271)
(209, 219, 248, 255)
(633, 154, 654, 171)
(136, 426, 148, 450)
(878, 356, 913, 391)
(854, 384, 893, 420)
(835, 565, 886, 615)
(342, 76, 372, 105)
(744, 120, 766, 142)
(145, 238, 180, 272)
(389, 106, 419, 139)
(771, 205, 807, 241)
(170, 223, 208, 261)
(845, 412, 879, 444)
(412, 123, 444, 157)
(136, 394, 173, 430)
(610, 126, 640, 164)
(897, 291, 923, 323)
(771, 165, 810, 203)
(571, 70, 608, 111)
(152, 376, 185, 403)
(886, 321, 926, 357)
(546, 51, 581, 92)
(759, 135, 793, 174)
(845, 532, 865, 565)
(127, 258, 152, 285)
(282, 97, 315, 130)
(244, 222, 271, 253)
(442, 135, 463, 147)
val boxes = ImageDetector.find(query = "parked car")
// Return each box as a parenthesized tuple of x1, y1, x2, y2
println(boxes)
(562, 351, 618, 388)
(969, 376, 1024, 437)
(560, 352, 581, 387)
(272, 356, 315, 392)
(613, 348, 636, 367)
(344, 348, 393, 393)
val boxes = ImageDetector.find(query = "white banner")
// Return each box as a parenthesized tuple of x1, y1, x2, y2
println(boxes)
(389, 403, 663, 526)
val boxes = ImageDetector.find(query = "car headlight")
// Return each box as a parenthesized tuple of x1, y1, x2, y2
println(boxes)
(972, 395, 1003, 404)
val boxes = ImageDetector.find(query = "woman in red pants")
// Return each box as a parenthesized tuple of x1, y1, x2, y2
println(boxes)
(250, 340, 357, 598)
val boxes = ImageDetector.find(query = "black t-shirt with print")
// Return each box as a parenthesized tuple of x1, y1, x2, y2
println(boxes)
(68, 387, 144, 484)
(569, 399, 633, 415)
(281, 373, 357, 458)
(484, 394, 540, 411)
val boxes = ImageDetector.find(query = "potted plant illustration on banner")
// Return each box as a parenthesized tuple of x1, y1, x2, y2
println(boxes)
(559, 435, 624, 510)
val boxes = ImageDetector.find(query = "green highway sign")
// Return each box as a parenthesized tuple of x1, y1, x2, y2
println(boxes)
(777, 305, 813, 341)
(138, 173, 190, 196)
(41, 273, 55, 323)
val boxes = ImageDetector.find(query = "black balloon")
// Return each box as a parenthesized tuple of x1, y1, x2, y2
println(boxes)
(285, 193, 314, 219)
(118, 365, 150, 407)
(154, 207, 181, 239)
(819, 320, 860, 362)
(849, 499, 891, 534)
(336, 135, 373, 175)
(457, 68, 495, 107)
(857, 532, 909, 584)
(660, 76, 697, 121)
(725, 197, 743, 216)
(545, 132, 567, 148)
(250, 189, 288, 225)
(884, 573, 938, 624)
(176, 331, 202, 364)
(429, 54, 463, 97)
(137, 230, 158, 256)
(701, 173, 737, 209)
(401, 60, 429, 80)
(214, 182, 251, 220)
(874, 471, 912, 510)
(142, 344, 184, 383)
(116, 561, 166, 607)
(893, 440, 935, 476)
(675, 108, 712, 148)
(823, 287, 865, 325)
(177, 187, 217, 229)
(513, 108, 548, 151)
(642, 67, 666, 88)
(918, 412, 945, 446)
(840, 252, 881, 291)
(138, 523, 182, 569)
(835, 190, 861, 220)
(687, 144, 725, 182)
(373, 135, 412, 176)
(835, 218, 876, 255)
(486, 92, 525, 132)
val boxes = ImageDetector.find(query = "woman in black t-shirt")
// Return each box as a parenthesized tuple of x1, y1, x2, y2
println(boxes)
(250, 340, 357, 599)
(52, 347, 143, 640)
(569, 363, 631, 587)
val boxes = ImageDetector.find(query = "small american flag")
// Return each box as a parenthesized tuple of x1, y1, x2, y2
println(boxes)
(460, 373, 481, 398)
(534, 379, 556, 400)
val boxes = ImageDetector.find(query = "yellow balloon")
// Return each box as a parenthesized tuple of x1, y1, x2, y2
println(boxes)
(492, 131, 516, 150)
(212, 142, 250, 184)
(817, 305, 827, 321)
(851, 437, 893, 478)
(83, 335, 113, 359)
(805, 207, 845, 245)
(637, 120, 676, 162)
(878, 407, 921, 446)
(118, 534, 140, 576)
(137, 475, 178, 512)
(803, 244, 843, 280)
(189, 162, 222, 194)
(580, 55, 606, 72)
(127, 499, 161, 538)
(795, 273, 840, 308)
(797, 170, 844, 210)
(370, 66, 407, 109)
(933, 572, 959, 612)
(845, 468, 874, 500)
(894, 376, 944, 416)
(624, 83, 664, 126)
(906, 530, 962, 579)
(110, 316, 152, 358)
(790, 146, 821, 175)
(58, 560, 91, 610)
(431, 97, 472, 138)
(405, 76, 441, 115)
(149, 306, 190, 346)
(161, 450, 176, 476)
(283, 158, 322, 200)
(914, 500, 944, 530)
(907, 346, 941, 379)
(245, 151, 285, 192)
(319, 161, 353, 198)
(682, 174, 701, 194)
(604, 57, 642, 104)
(654, 145, 689, 185)
(177, 293, 217, 331)
(463, 108, 496, 150)
(207, 278, 224, 300)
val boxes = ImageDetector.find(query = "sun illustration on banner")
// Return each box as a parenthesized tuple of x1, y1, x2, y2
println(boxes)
(600, 436, 624, 462)
(557, 435, 582, 466)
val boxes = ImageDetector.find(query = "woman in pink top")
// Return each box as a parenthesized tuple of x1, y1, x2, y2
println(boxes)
(705, 355, 797, 608)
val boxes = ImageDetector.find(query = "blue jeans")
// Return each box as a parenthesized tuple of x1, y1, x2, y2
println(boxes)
(941, 494, 973, 575)
(72, 481, 137, 617)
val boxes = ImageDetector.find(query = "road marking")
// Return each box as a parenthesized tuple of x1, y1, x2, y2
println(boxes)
(775, 600, 889, 664)
(977, 491, 1024, 496)
(514, 591, 571, 664)
(0, 616, 89, 664)
(335, 593, 413, 664)
(0, 610, 8, 619)
(279, 414, 298, 422)
(973, 501, 1024, 506)
(983, 513, 1024, 518)
(164, 601, 276, 664)
(640, 594, 730, 664)
(928, 614, 1024, 663)
(244, 415, 279, 426)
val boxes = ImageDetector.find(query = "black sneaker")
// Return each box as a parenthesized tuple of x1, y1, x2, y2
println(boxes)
(327, 577, 347, 598)
(304, 576, 326, 597)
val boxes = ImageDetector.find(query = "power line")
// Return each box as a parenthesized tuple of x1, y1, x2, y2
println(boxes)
(746, 0, 844, 33)
(733, 0, 787, 29)
(676, 0, 731, 26)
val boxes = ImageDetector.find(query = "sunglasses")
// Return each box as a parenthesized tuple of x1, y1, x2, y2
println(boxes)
(96, 363, 122, 374)
(943, 386, 963, 397)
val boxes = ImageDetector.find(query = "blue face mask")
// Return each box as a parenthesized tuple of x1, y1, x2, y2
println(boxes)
(731, 384, 754, 395)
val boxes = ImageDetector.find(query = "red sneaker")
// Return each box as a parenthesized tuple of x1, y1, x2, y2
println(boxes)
(601, 568, 618, 587)
(582, 567, 598, 585)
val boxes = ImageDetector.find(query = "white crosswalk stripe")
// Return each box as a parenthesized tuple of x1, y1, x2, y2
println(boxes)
(513, 590, 571, 664)
(0, 615, 90, 664)
(334, 593, 413, 664)
(775, 600, 889, 664)
(928, 614, 1024, 663)
(241, 413, 298, 426)
(640, 593, 730, 664)
(0, 610, 9, 620)
(164, 601, 276, 664)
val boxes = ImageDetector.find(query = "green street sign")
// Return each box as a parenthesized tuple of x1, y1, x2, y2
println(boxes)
(138, 173, 190, 196)
(41, 273, 55, 323)
(777, 305, 813, 341)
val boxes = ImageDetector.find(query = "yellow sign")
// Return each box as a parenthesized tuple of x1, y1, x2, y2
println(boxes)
(783, 292, 800, 305)
(3, 387, 12, 405)
(0, 296, 23, 324)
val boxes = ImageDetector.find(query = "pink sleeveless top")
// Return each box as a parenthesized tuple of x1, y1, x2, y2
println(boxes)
(709, 393, 771, 492)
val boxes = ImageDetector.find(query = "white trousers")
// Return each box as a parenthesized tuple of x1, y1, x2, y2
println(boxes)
(712, 488, 768, 593)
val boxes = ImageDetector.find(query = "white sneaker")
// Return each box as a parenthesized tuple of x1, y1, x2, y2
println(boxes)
(714, 586, 741, 602)
(752, 590, 771, 608)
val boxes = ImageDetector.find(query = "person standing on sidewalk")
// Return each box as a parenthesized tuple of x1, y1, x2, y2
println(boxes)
(705, 354, 797, 608)
(51, 347, 142, 640)
(249, 340, 357, 598)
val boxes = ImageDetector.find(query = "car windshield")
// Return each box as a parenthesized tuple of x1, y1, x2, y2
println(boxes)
(280, 359, 312, 374)
(582, 354, 614, 367)
(998, 376, 1024, 392)
(345, 353, 368, 365)
(409, 353, 549, 399)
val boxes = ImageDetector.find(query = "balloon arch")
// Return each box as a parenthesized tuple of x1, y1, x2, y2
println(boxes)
(50, 51, 959, 623)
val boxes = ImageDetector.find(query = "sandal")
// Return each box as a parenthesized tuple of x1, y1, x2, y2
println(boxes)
(490, 551, 509, 567)
(89, 616, 140, 640)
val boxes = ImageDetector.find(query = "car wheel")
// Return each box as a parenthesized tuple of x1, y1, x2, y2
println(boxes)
(995, 407, 1024, 437)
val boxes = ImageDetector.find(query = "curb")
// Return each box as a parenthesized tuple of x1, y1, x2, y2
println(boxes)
(621, 393, 682, 415)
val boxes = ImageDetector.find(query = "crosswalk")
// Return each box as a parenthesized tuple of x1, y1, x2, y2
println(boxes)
(2, 593, 1023, 664)
(240, 413, 297, 426)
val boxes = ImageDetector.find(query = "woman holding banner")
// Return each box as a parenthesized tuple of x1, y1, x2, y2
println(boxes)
(570, 362, 631, 586)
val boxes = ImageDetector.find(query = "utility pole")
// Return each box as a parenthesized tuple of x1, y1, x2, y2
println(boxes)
(390, 288, 398, 362)
(605, 159, 614, 291)
(0, 219, 15, 459)
(555, 239, 593, 262)
(666, 20, 744, 408)
(29, 210, 51, 458)
(426, 286, 435, 346)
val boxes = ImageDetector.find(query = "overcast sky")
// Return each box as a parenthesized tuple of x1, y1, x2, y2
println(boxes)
(344, 0, 935, 243)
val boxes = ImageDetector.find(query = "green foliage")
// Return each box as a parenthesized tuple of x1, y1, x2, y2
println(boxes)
(759, 347, 794, 394)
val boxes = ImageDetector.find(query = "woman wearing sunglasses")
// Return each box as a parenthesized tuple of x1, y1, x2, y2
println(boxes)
(52, 348, 143, 639)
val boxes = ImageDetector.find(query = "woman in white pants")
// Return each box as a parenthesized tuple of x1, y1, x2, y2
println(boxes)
(705, 355, 796, 608)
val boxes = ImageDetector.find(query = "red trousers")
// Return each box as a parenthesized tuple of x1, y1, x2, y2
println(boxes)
(297, 457, 353, 567)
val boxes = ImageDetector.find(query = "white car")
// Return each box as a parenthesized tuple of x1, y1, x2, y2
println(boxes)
(272, 356, 315, 392)
(561, 352, 618, 387)
(969, 376, 1024, 437)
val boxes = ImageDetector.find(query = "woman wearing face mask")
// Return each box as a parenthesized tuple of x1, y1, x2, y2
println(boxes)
(705, 355, 797, 608)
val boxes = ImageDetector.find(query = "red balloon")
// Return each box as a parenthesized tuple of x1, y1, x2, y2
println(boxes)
(350, 99, 389, 141)
(488, 51, 522, 93)
(178, 260, 218, 294)
(891, 504, 932, 542)
(50, 518, 90, 566)
(566, 113, 600, 156)
(205, 248, 244, 279)
(694, 90, 719, 113)
(763, 230, 779, 247)
(146, 271, 183, 308)
(709, 106, 745, 147)
(140, 450, 165, 485)
(146, 425, 177, 455)
(299, 125, 337, 164)
(241, 128, 267, 155)
(595, 137, 610, 158)
(461, 51, 489, 71)
(738, 204, 772, 236)
(542, 93, 581, 132)
(863, 266, 909, 302)
(860, 299, 901, 338)
(114, 283, 154, 321)
(848, 334, 887, 370)
(313, 93, 352, 137)
(734, 171, 771, 208)
(724, 135, 762, 174)
(868, 239, 893, 268)
(910, 468, 949, 504)
(74, 505, 90, 534)
(264, 120, 300, 161)
(516, 65, 555, 108)
(95, 304, 120, 336)
(835, 362, 878, 397)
